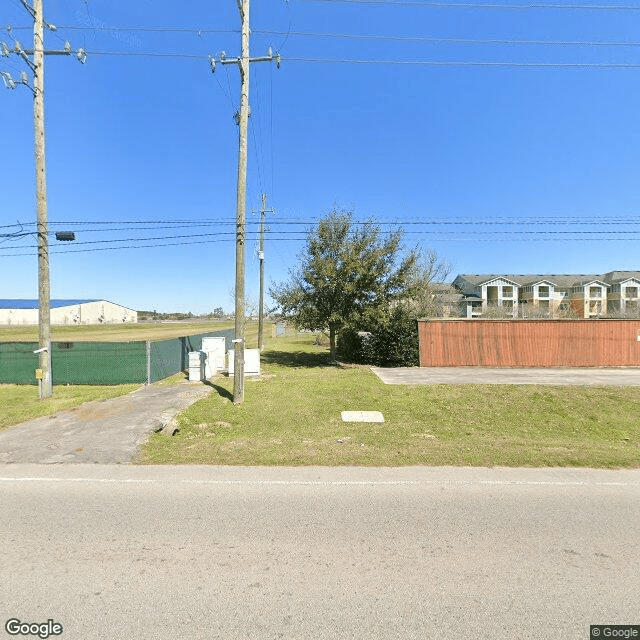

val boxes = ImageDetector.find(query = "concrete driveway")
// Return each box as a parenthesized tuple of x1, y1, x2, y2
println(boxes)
(371, 366, 640, 386)
(0, 381, 212, 464)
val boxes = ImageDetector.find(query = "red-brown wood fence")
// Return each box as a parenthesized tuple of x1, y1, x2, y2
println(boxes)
(417, 319, 640, 367)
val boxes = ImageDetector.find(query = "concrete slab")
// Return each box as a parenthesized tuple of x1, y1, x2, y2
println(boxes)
(341, 411, 385, 423)
(371, 366, 640, 386)
(0, 381, 212, 464)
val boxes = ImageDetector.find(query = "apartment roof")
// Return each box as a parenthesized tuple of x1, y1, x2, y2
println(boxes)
(603, 271, 640, 284)
(454, 272, 640, 289)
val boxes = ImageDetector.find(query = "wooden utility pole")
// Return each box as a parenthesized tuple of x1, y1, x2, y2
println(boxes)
(231, 0, 250, 405)
(214, 0, 280, 404)
(33, 0, 52, 399)
(2, 2, 83, 399)
(258, 193, 266, 352)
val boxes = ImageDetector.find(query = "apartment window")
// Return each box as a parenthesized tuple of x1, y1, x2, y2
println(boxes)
(502, 286, 514, 298)
(538, 300, 550, 312)
(589, 300, 602, 315)
(503, 300, 514, 310)
(538, 286, 550, 297)
(625, 286, 638, 299)
(589, 286, 602, 298)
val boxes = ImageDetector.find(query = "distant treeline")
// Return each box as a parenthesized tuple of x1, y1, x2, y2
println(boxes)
(138, 307, 227, 321)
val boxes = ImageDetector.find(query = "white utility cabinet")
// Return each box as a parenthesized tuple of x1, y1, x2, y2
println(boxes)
(187, 351, 205, 382)
(227, 348, 260, 376)
(201, 336, 226, 378)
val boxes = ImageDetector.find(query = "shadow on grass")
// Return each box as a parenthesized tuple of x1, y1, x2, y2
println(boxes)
(261, 349, 337, 368)
(204, 381, 234, 401)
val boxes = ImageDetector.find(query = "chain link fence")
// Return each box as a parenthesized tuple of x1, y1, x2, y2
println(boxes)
(0, 328, 235, 385)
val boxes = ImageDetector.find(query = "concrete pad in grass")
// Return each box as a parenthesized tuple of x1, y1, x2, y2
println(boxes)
(341, 411, 384, 423)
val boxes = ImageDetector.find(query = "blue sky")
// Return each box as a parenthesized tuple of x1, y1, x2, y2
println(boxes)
(1, 0, 640, 313)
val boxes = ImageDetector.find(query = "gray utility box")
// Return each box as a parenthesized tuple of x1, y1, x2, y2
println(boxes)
(187, 351, 205, 382)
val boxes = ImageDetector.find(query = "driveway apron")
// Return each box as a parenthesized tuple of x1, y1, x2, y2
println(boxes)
(0, 382, 211, 464)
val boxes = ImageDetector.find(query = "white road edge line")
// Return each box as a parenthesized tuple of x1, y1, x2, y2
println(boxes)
(0, 477, 638, 487)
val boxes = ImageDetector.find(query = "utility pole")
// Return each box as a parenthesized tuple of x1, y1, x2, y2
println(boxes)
(232, 0, 250, 405)
(1, 1, 85, 399)
(209, 0, 280, 404)
(33, 0, 52, 398)
(258, 193, 266, 352)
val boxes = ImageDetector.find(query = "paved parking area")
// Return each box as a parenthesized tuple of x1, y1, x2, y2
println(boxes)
(371, 366, 640, 386)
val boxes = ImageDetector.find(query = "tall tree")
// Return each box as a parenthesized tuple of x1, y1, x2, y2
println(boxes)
(270, 210, 420, 359)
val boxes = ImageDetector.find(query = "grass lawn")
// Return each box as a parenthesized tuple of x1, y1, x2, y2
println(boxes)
(0, 383, 140, 431)
(0, 320, 237, 343)
(140, 335, 640, 468)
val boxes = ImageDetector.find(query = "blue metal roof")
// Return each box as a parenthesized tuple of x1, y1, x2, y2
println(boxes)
(0, 299, 99, 310)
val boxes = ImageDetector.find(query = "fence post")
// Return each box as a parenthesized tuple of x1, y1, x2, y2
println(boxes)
(146, 340, 151, 385)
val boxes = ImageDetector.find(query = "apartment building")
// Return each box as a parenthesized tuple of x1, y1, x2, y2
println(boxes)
(452, 271, 640, 318)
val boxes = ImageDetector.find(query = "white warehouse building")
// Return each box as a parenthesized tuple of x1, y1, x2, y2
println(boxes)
(0, 299, 138, 325)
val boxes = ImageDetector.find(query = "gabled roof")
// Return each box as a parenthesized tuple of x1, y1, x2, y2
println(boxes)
(603, 271, 640, 284)
(0, 299, 100, 310)
(573, 279, 609, 288)
(454, 274, 520, 287)
(453, 273, 639, 289)
(526, 279, 556, 287)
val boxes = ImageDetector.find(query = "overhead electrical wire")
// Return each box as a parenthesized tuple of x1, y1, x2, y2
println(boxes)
(4, 215, 640, 229)
(42, 50, 640, 68)
(10, 23, 640, 68)
(297, 0, 640, 11)
(283, 57, 640, 67)
(256, 30, 640, 47)
(2, 228, 640, 255)
(0, 236, 311, 257)
(37, 26, 640, 49)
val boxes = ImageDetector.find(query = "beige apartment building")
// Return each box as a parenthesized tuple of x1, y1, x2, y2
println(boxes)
(452, 271, 640, 318)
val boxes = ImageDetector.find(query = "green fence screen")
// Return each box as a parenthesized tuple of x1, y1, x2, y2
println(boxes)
(148, 329, 234, 383)
(0, 328, 235, 386)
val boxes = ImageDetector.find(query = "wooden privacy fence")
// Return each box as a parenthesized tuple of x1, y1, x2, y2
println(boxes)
(417, 319, 640, 367)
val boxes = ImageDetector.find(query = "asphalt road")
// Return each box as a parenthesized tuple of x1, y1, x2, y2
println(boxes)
(1, 465, 638, 640)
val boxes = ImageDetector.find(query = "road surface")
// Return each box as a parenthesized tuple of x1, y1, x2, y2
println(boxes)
(1, 465, 638, 640)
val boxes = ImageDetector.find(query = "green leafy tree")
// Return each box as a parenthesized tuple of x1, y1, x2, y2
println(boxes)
(269, 210, 420, 359)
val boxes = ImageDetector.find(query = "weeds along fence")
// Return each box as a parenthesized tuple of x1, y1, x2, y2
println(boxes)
(0, 329, 235, 385)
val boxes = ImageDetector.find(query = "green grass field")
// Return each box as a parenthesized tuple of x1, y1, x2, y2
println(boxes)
(0, 320, 236, 343)
(140, 335, 640, 468)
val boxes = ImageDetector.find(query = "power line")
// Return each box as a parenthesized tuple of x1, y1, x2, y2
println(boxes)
(0, 229, 313, 250)
(65, 50, 640, 68)
(0, 235, 311, 256)
(5, 215, 640, 228)
(20, 24, 640, 48)
(4, 227, 640, 253)
(257, 30, 640, 47)
(20, 25, 640, 48)
(284, 57, 640, 67)
(298, 0, 640, 11)
(11, 25, 239, 34)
